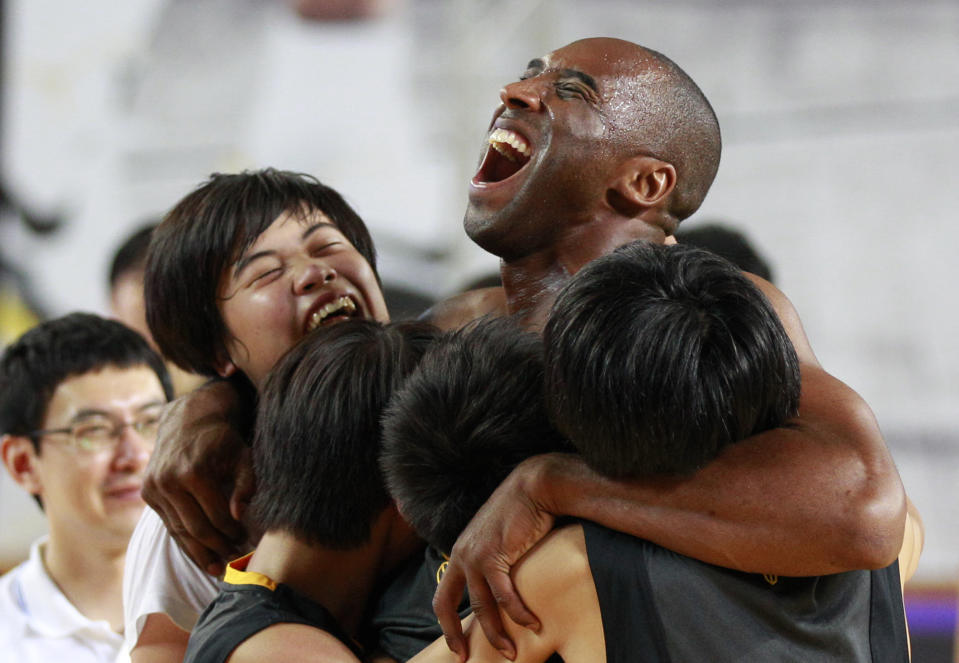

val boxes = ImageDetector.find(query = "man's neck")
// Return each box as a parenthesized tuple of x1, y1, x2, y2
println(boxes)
(248, 510, 422, 637)
(501, 216, 671, 331)
(500, 252, 571, 332)
(42, 528, 128, 631)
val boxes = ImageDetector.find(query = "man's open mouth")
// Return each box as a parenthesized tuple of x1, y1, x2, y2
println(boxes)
(306, 296, 358, 332)
(474, 128, 532, 184)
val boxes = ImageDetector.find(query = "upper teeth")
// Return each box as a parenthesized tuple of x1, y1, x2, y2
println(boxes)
(308, 296, 357, 331)
(488, 128, 531, 161)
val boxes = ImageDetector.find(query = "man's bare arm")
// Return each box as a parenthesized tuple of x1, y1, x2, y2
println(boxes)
(130, 613, 191, 663)
(230, 623, 362, 663)
(435, 277, 908, 656)
(142, 379, 253, 575)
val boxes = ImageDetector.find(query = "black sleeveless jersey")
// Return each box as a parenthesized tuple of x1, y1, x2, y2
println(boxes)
(370, 545, 564, 662)
(183, 557, 363, 663)
(582, 520, 909, 663)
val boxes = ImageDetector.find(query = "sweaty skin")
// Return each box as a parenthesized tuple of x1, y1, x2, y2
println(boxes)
(140, 37, 911, 663)
(412, 525, 604, 663)
(430, 277, 906, 663)
(430, 37, 909, 662)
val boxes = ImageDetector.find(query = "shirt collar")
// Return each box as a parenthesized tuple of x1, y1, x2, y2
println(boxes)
(14, 536, 122, 642)
(223, 552, 278, 591)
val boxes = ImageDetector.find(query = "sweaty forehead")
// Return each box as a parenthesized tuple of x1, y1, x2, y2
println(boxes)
(543, 38, 652, 80)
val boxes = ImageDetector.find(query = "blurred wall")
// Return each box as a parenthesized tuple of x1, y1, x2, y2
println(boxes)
(1, 0, 957, 583)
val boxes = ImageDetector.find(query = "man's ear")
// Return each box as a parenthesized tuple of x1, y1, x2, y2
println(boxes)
(1, 434, 43, 496)
(213, 349, 238, 379)
(214, 361, 237, 379)
(607, 156, 677, 216)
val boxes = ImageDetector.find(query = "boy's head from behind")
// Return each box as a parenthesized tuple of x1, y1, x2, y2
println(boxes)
(249, 319, 438, 549)
(145, 168, 385, 385)
(544, 240, 801, 479)
(381, 317, 570, 554)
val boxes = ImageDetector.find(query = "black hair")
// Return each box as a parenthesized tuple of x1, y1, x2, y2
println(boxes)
(249, 320, 438, 549)
(0, 312, 173, 490)
(108, 222, 157, 287)
(144, 168, 379, 377)
(676, 222, 774, 283)
(380, 317, 570, 554)
(544, 240, 800, 479)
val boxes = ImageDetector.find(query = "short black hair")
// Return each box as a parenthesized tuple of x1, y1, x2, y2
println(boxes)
(544, 240, 800, 479)
(108, 222, 157, 288)
(0, 312, 174, 448)
(676, 222, 774, 283)
(381, 317, 570, 554)
(249, 320, 438, 549)
(145, 168, 379, 377)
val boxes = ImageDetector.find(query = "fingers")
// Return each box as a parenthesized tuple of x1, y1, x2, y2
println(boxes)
(486, 567, 540, 634)
(435, 558, 525, 662)
(465, 569, 516, 661)
(150, 496, 223, 576)
(164, 487, 239, 575)
(433, 562, 469, 663)
(190, 475, 247, 544)
(229, 447, 256, 518)
(141, 471, 164, 514)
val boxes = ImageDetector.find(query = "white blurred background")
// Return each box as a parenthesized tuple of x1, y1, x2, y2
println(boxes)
(1, 0, 956, 605)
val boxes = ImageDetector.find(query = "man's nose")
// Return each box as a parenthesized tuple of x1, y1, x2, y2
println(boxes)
(499, 78, 546, 112)
(292, 260, 336, 295)
(113, 426, 152, 470)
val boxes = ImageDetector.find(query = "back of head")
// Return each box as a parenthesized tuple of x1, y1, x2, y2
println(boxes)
(145, 168, 378, 377)
(544, 241, 800, 479)
(249, 319, 437, 549)
(108, 222, 157, 288)
(0, 313, 173, 442)
(676, 222, 774, 283)
(595, 39, 722, 224)
(109, 222, 160, 349)
(380, 317, 570, 554)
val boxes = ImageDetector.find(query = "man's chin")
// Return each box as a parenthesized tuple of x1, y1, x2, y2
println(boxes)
(463, 214, 509, 258)
(104, 498, 147, 526)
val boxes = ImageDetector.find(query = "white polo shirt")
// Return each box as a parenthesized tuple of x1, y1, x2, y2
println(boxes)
(0, 537, 124, 662)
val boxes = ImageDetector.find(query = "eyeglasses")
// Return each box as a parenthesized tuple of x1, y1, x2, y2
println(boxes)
(31, 413, 161, 454)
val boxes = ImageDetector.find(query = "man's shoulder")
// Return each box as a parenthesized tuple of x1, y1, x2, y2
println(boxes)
(509, 524, 605, 660)
(512, 523, 594, 611)
(419, 287, 508, 331)
(188, 577, 363, 663)
(229, 621, 361, 663)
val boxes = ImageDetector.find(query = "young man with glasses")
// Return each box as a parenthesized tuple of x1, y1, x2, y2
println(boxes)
(0, 312, 173, 662)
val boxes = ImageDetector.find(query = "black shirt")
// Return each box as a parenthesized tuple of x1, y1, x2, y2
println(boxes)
(184, 555, 363, 663)
(582, 520, 909, 662)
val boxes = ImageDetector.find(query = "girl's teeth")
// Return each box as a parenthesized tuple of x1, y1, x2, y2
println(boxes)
(309, 296, 357, 331)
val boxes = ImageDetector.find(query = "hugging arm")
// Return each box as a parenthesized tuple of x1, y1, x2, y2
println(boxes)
(434, 277, 909, 659)
(421, 526, 601, 663)
(130, 614, 190, 663)
(142, 379, 255, 575)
